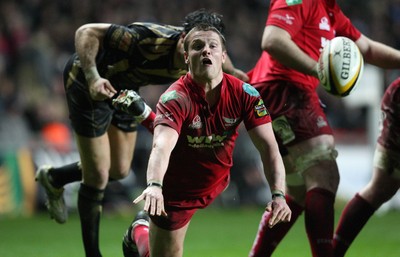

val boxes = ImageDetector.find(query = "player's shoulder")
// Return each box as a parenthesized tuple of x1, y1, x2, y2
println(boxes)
(223, 73, 260, 97)
(223, 73, 243, 86)
(386, 77, 400, 100)
(389, 77, 400, 89)
(160, 78, 189, 103)
(128, 22, 183, 37)
(270, 0, 313, 9)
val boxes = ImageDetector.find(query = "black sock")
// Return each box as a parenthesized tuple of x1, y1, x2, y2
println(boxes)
(49, 162, 82, 188)
(78, 183, 105, 257)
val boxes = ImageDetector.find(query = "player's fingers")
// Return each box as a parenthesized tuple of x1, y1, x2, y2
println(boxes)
(156, 198, 164, 216)
(133, 194, 144, 204)
(104, 90, 115, 99)
(274, 210, 286, 225)
(149, 197, 157, 216)
(105, 81, 117, 94)
(269, 207, 291, 227)
(268, 211, 277, 227)
(143, 197, 151, 212)
(283, 211, 292, 222)
(268, 206, 285, 227)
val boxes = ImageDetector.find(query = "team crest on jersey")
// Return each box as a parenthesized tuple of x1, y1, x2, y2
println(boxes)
(319, 17, 331, 31)
(161, 90, 178, 103)
(254, 99, 269, 117)
(223, 117, 240, 127)
(316, 116, 328, 128)
(189, 115, 203, 129)
(286, 0, 302, 6)
(243, 83, 260, 97)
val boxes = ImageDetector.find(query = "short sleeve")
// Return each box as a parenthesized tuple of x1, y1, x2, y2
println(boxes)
(154, 88, 189, 134)
(241, 83, 272, 131)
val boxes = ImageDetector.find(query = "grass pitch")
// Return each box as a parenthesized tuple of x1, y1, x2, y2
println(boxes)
(0, 205, 399, 257)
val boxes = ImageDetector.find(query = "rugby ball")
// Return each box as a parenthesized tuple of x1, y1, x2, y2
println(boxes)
(317, 36, 364, 97)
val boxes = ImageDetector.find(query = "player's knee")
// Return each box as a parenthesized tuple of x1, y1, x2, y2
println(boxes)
(286, 144, 338, 187)
(295, 144, 338, 174)
(360, 184, 397, 208)
(109, 163, 131, 179)
(83, 170, 109, 188)
(373, 147, 400, 179)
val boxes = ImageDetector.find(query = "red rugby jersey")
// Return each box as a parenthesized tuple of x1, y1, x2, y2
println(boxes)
(248, 0, 361, 90)
(378, 77, 400, 151)
(154, 73, 271, 198)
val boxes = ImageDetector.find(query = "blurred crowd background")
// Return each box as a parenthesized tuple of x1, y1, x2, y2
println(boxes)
(1, 0, 400, 217)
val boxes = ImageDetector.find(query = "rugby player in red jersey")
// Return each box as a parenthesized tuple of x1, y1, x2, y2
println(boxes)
(333, 77, 400, 256)
(247, 0, 400, 256)
(119, 24, 291, 257)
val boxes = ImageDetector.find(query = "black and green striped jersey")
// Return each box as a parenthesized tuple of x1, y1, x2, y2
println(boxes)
(66, 22, 187, 91)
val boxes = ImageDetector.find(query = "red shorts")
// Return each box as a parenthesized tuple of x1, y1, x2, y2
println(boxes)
(150, 175, 229, 230)
(253, 80, 332, 150)
(377, 78, 400, 152)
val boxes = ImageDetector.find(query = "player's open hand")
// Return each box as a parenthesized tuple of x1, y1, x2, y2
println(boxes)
(88, 78, 117, 101)
(133, 186, 168, 217)
(265, 198, 291, 228)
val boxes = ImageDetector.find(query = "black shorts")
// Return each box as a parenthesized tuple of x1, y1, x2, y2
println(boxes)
(63, 56, 138, 138)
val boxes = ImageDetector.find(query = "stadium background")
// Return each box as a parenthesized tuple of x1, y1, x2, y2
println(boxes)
(1, 0, 400, 219)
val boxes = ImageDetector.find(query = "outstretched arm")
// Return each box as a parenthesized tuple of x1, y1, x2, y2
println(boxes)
(248, 123, 291, 227)
(356, 34, 400, 69)
(133, 124, 179, 216)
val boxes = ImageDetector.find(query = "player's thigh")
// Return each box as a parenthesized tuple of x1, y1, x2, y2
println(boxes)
(108, 124, 137, 178)
(287, 135, 340, 193)
(149, 220, 190, 257)
(282, 154, 307, 204)
(75, 132, 111, 187)
(360, 146, 400, 206)
(360, 166, 400, 207)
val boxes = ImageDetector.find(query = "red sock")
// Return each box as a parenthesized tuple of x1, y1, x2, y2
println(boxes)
(305, 187, 335, 257)
(131, 225, 150, 257)
(140, 111, 155, 134)
(249, 196, 304, 257)
(333, 193, 376, 257)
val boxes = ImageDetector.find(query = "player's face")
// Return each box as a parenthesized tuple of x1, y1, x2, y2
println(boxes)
(184, 30, 226, 82)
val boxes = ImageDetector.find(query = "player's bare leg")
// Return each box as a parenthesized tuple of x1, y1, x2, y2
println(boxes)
(150, 220, 190, 257)
(333, 147, 400, 257)
(76, 125, 135, 257)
